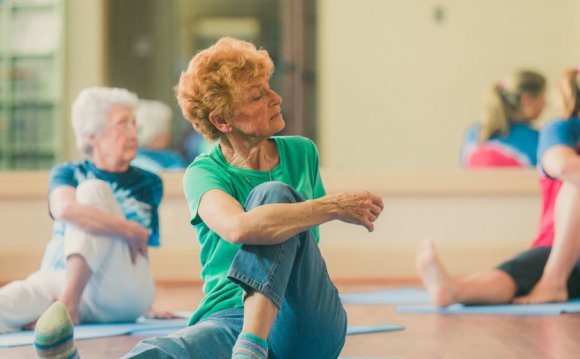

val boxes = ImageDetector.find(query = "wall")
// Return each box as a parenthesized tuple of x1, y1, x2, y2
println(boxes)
(64, 0, 107, 160)
(317, 0, 580, 170)
(59, 1, 580, 169)
(0, 170, 541, 283)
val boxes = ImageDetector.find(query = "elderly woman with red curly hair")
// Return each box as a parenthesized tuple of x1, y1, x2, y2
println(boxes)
(124, 37, 383, 358)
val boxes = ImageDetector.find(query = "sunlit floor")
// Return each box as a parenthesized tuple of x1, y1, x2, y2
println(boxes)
(3, 281, 580, 359)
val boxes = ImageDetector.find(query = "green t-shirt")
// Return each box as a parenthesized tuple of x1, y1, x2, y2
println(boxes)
(183, 136, 326, 324)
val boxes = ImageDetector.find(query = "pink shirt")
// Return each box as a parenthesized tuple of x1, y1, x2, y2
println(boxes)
(533, 116, 580, 247)
(532, 177, 562, 247)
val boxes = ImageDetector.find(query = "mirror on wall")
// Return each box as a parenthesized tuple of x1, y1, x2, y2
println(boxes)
(106, 0, 580, 171)
(1, 0, 577, 171)
(317, 0, 579, 170)
(107, 0, 317, 166)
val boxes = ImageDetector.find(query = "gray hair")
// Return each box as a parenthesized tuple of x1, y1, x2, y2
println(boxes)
(135, 99, 173, 147)
(71, 87, 139, 154)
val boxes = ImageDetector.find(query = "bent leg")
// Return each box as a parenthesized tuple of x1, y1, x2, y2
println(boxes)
(123, 308, 243, 359)
(515, 182, 580, 303)
(0, 270, 64, 333)
(228, 182, 347, 359)
(63, 179, 154, 323)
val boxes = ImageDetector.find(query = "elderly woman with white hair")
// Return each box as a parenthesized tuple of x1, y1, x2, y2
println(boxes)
(131, 99, 186, 173)
(0, 87, 163, 358)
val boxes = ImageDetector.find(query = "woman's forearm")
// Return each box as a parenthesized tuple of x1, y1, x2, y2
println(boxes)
(59, 202, 137, 239)
(230, 198, 337, 244)
(229, 191, 383, 245)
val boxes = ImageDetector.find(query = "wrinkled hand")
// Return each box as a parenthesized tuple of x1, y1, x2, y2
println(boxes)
(334, 191, 384, 231)
(146, 308, 182, 320)
(124, 220, 149, 264)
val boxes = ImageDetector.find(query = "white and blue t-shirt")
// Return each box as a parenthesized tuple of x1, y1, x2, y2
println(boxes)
(41, 160, 163, 270)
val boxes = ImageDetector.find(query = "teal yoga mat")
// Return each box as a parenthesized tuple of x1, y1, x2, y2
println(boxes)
(397, 299, 580, 315)
(0, 318, 188, 348)
(340, 288, 430, 305)
(0, 321, 403, 348)
(135, 323, 405, 338)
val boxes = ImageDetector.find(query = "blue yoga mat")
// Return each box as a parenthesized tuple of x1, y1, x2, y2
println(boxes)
(0, 320, 403, 348)
(0, 318, 188, 348)
(346, 324, 404, 335)
(135, 323, 405, 338)
(397, 298, 580, 315)
(340, 288, 430, 305)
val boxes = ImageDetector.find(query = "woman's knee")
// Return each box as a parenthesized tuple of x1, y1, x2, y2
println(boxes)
(245, 181, 304, 209)
(75, 179, 119, 210)
(555, 182, 580, 218)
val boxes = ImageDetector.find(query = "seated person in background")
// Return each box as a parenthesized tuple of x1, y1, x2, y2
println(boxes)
(124, 37, 384, 359)
(179, 128, 213, 163)
(418, 67, 580, 307)
(132, 99, 186, 173)
(461, 70, 546, 168)
(0, 87, 163, 358)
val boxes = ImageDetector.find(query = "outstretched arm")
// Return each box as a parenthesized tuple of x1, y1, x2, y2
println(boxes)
(198, 189, 384, 245)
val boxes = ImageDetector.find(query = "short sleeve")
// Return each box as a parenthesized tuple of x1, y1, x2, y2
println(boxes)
(183, 160, 233, 225)
(538, 119, 577, 175)
(48, 162, 78, 194)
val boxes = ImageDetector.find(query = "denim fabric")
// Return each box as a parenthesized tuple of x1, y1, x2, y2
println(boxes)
(124, 182, 347, 359)
(121, 308, 243, 359)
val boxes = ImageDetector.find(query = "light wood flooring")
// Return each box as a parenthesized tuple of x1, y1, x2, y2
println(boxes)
(3, 281, 580, 359)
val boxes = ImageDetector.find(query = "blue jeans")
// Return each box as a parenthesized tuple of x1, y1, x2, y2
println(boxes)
(123, 182, 347, 359)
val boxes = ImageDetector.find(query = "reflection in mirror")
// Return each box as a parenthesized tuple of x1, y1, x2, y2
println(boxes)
(317, 0, 579, 170)
(1, 1, 578, 171)
(107, 0, 316, 166)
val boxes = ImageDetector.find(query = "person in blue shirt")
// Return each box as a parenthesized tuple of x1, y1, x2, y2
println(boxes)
(0, 87, 163, 358)
(132, 99, 186, 173)
(417, 67, 580, 308)
(461, 70, 546, 168)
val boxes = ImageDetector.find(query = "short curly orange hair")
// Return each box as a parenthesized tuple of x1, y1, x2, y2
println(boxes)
(175, 37, 274, 141)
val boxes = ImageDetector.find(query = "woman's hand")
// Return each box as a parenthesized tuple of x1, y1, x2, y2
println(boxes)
(123, 221, 149, 264)
(146, 308, 182, 319)
(332, 192, 384, 232)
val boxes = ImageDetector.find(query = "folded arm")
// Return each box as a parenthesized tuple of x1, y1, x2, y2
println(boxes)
(50, 186, 149, 262)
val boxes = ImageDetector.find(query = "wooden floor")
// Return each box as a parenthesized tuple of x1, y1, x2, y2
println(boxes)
(3, 281, 580, 359)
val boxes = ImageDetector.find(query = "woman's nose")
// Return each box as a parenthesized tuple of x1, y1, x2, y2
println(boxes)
(269, 89, 282, 106)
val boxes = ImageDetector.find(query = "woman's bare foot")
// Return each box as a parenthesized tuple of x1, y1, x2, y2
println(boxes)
(416, 239, 458, 307)
(512, 279, 568, 304)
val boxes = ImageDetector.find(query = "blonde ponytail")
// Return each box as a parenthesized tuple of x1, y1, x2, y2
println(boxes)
(479, 70, 546, 141)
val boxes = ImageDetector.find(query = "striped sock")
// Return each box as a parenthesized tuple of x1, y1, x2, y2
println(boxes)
(231, 332, 268, 359)
(34, 302, 79, 359)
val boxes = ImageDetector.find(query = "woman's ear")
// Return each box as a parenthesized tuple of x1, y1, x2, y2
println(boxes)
(87, 133, 97, 147)
(520, 93, 532, 107)
(209, 111, 232, 133)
